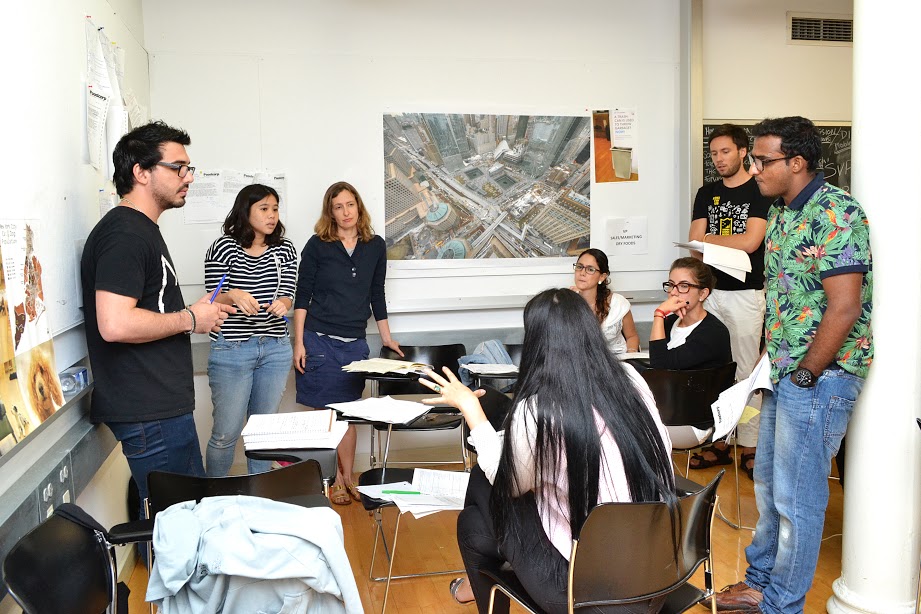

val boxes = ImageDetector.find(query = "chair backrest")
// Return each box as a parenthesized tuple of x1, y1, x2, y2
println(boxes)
(3, 508, 114, 614)
(462, 385, 513, 451)
(379, 344, 466, 395)
(569, 471, 723, 609)
(505, 343, 523, 367)
(147, 459, 324, 517)
(641, 362, 736, 430)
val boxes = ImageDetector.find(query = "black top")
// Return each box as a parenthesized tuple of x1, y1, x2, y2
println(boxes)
(692, 177, 771, 291)
(80, 207, 193, 423)
(648, 313, 733, 371)
(293, 235, 388, 339)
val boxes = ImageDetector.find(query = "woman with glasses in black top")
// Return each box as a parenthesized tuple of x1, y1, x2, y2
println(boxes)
(648, 257, 732, 370)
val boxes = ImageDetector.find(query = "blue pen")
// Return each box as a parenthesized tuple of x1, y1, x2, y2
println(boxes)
(263, 306, 289, 323)
(210, 273, 227, 303)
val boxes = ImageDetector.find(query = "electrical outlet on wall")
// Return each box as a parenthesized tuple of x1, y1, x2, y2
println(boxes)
(35, 454, 75, 522)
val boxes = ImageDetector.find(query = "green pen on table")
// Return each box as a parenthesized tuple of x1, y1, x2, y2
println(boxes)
(381, 489, 421, 495)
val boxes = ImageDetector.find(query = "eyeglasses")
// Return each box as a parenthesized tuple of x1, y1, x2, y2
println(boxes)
(156, 161, 196, 178)
(663, 281, 702, 294)
(748, 154, 794, 172)
(574, 263, 601, 275)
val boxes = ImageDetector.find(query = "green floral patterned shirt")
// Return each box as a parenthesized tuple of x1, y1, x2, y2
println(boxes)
(764, 173, 873, 383)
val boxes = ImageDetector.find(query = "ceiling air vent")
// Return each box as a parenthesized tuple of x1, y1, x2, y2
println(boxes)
(787, 13, 853, 46)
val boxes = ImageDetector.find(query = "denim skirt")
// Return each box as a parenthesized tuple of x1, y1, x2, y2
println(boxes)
(295, 330, 369, 408)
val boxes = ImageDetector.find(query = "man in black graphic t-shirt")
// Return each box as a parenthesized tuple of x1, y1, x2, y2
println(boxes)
(688, 124, 771, 477)
(81, 122, 233, 507)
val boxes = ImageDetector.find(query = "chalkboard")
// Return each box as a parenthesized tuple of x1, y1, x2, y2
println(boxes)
(703, 122, 851, 192)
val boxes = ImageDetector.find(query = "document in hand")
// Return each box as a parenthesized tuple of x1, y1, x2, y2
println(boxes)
(710, 354, 774, 440)
(674, 240, 751, 282)
(328, 396, 430, 425)
(341, 358, 432, 374)
(241, 409, 348, 450)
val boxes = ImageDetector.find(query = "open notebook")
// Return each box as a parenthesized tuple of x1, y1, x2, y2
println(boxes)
(241, 409, 348, 450)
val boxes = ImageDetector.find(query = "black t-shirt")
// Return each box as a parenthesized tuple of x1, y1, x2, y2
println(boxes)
(692, 177, 771, 291)
(80, 207, 194, 423)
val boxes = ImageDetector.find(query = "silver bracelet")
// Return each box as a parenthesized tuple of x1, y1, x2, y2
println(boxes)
(182, 307, 196, 335)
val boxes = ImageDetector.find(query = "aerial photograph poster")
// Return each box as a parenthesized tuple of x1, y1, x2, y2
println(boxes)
(383, 113, 592, 260)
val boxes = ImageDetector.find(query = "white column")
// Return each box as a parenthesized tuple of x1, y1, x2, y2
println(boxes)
(828, 1, 921, 613)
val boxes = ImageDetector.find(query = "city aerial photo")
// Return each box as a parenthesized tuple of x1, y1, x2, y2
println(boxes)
(383, 113, 592, 260)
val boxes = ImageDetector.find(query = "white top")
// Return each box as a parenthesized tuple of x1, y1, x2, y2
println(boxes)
(601, 293, 631, 354)
(469, 367, 671, 559)
(666, 317, 704, 350)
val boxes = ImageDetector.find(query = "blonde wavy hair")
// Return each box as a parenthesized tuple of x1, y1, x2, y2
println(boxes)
(314, 181, 374, 243)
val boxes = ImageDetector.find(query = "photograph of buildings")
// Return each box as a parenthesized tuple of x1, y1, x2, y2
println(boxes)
(383, 113, 592, 260)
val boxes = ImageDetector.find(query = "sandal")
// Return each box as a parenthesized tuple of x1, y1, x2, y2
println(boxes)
(345, 483, 361, 503)
(449, 577, 475, 605)
(330, 484, 352, 506)
(740, 452, 756, 481)
(689, 444, 733, 470)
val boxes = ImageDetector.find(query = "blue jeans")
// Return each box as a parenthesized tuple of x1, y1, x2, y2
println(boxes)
(107, 413, 205, 510)
(206, 334, 293, 476)
(744, 368, 863, 613)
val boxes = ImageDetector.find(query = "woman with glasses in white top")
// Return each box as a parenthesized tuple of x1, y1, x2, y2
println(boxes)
(570, 248, 640, 355)
(649, 257, 732, 370)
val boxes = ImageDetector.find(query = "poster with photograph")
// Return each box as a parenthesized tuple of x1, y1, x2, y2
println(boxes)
(592, 109, 639, 183)
(383, 113, 592, 259)
(0, 221, 64, 446)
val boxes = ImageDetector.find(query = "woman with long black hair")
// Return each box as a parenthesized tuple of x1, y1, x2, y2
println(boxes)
(420, 289, 675, 613)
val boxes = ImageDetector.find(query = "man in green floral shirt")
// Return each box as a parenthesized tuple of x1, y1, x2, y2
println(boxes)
(712, 117, 872, 614)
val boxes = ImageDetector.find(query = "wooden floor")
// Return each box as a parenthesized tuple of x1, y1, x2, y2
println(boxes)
(127, 454, 844, 613)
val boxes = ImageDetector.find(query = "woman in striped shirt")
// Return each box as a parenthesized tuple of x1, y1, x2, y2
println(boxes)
(203, 184, 297, 477)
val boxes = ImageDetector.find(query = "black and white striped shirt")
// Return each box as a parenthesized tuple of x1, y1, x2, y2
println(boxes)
(204, 235, 298, 341)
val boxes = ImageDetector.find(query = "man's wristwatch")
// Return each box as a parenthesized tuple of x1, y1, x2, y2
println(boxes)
(791, 367, 817, 388)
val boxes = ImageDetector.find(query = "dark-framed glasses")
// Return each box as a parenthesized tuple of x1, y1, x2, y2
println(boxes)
(573, 263, 600, 275)
(748, 154, 794, 172)
(156, 161, 196, 178)
(662, 281, 702, 294)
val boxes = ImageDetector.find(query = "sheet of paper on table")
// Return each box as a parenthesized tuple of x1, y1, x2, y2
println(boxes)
(459, 363, 518, 375)
(328, 396, 430, 425)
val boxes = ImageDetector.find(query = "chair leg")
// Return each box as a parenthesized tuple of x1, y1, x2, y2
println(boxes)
(716, 437, 755, 531)
(380, 512, 402, 614)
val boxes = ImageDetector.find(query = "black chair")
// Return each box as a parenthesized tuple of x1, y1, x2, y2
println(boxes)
(461, 384, 513, 468)
(3, 503, 128, 614)
(641, 363, 747, 530)
(374, 344, 467, 467)
(358, 467, 465, 614)
(482, 471, 725, 614)
(244, 447, 338, 497)
(640, 363, 737, 464)
(109, 459, 329, 613)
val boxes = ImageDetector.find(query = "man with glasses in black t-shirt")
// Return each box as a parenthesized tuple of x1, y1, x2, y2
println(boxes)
(687, 123, 771, 479)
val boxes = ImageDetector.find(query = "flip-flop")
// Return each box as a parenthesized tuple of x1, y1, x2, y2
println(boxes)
(330, 484, 352, 505)
(449, 577, 474, 605)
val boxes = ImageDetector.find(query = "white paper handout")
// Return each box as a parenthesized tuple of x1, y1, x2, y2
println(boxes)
(183, 170, 226, 224)
(459, 363, 518, 375)
(328, 396, 430, 425)
(342, 358, 431, 374)
(710, 354, 773, 440)
(674, 240, 751, 282)
(241, 409, 348, 450)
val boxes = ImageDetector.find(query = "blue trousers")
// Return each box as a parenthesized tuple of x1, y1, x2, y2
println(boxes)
(744, 368, 863, 613)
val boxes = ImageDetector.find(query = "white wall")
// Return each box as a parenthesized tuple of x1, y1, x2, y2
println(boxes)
(142, 0, 688, 336)
(701, 0, 853, 122)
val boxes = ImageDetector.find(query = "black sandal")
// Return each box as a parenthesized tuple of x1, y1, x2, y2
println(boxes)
(740, 452, 756, 481)
(689, 444, 733, 470)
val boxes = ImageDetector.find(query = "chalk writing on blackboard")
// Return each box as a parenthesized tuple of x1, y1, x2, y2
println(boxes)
(703, 123, 851, 193)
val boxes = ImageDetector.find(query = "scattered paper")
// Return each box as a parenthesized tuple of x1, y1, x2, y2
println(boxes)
(617, 351, 649, 361)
